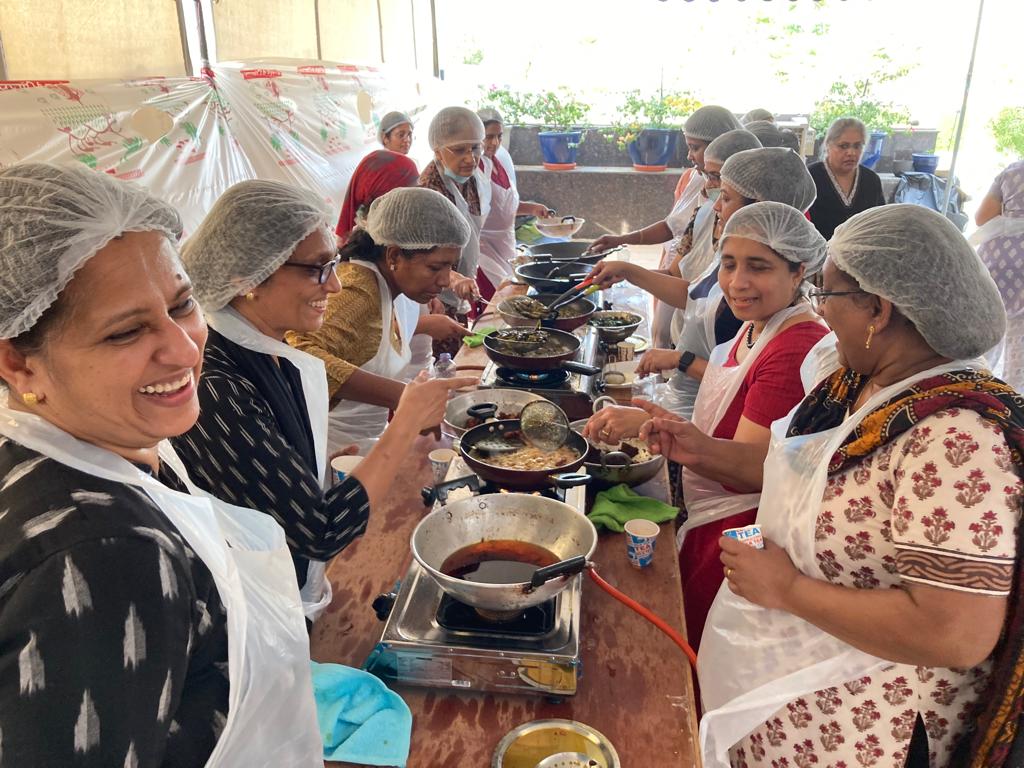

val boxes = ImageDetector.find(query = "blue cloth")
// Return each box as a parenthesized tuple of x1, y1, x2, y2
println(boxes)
(310, 661, 412, 767)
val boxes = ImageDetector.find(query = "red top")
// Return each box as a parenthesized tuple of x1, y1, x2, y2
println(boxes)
(711, 320, 830, 440)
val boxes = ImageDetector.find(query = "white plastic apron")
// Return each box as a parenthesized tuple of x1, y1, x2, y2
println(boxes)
(400, 303, 433, 382)
(799, 330, 840, 395)
(663, 285, 723, 421)
(678, 201, 717, 283)
(968, 213, 1024, 248)
(437, 160, 492, 309)
(207, 308, 333, 622)
(653, 173, 706, 348)
(0, 401, 322, 767)
(679, 305, 820, 551)
(479, 152, 520, 289)
(327, 260, 418, 453)
(698, 359, 977, 768)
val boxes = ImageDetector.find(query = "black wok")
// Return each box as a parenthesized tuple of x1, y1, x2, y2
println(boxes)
(483, 327, 599, 376)
(528, 241, 603, 263)
(459, 418, 590, 491)
(514, 261, 595, 293)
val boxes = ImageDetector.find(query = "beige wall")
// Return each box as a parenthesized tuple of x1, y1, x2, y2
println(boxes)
(318, 0, 381, 64)
(212, 0, 319, 61)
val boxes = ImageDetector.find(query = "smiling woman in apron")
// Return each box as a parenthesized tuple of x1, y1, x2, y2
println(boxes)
(635, 203, 829, 651)
(287, 187, 475, 454)
(174, 182, 476, 624)
(418, 106, 492, 356)
(0, 164, 323, 765)
(475, 107, 555, 301)
(696, 205, 1024, 768)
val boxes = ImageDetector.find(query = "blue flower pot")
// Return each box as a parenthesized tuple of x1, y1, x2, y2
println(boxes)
(861, 130, 887, 170)
(627, 128, 678, 171)
(912, 153, 940, 174)
(538, 130, 583, 170)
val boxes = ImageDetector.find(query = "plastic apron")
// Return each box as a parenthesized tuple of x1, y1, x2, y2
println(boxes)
(677, 201, 718, 284)
(437, 159, 492, 309)
(679, 305, 819, 551)
(479, 152, 520, 289)
(968, 213, 1024, 249)
(698, 359, 977, 768)
(327, 259, 418, 453)
(663, 281, 723, 422)
(799, 330, 840, 395)
(206, 308, 334, 622)
(0, 401, 322, 767)
(653, 173, 706, 348)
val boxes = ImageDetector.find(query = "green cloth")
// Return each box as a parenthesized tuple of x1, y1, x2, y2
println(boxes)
(462, 326, 496, 347)
(514, 221, 545, 244)
(587, 483, 678, 532)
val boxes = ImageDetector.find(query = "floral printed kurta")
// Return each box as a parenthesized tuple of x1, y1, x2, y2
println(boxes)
(732, 408, 1023, 768)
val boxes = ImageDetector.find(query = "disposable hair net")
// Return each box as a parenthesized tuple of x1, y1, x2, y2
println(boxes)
(721, 201, 827, 276)
(0, 162, 182, 340)
(741, 108, 774, 125)
(683, 105, 742, 143)
(705, 130, 762, 165)
(830, 204, 1006, 359)
(181, 180, 333, 311)
(477, 107, 503, 125)
(427, 106, 484, 150)
(720, 147, 817, 212)
(744, 120, 787, 148)
(364, 187, 471, 250)
(377, 111, 412, 144)
(777, 129, 801, 153)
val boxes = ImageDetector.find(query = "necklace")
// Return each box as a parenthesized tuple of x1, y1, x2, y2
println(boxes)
(745, 323, 756, 349)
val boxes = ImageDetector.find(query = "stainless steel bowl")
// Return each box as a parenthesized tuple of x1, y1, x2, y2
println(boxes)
(587, 311, 643, 343)
(570, 419, 665, 488)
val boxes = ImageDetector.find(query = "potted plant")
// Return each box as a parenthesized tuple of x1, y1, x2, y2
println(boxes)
(603, 89, 702, 172)
(530, 89, 591, 171)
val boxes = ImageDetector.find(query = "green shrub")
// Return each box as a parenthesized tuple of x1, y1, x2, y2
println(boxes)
(602, 90, 702, 151)
(989, 107, 1024, 159)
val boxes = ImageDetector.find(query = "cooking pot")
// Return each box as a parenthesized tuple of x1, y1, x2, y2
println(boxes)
(497, 292, 596, 333)
(482, 327, 599, 376)
(514, 261, 595, 293)
(443, 389, 552, 438)
(570, 419, 665, 489)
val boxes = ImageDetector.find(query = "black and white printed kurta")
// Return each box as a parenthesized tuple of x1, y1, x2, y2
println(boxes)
(0, 437, 229, 767)
(172, 329, 371, 589)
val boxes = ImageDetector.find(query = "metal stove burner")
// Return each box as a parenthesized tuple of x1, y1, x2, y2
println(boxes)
(436, 593, 557, 636)
(495, 367, 570, 388)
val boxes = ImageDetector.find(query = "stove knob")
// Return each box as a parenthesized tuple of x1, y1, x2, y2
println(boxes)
(420, 486, 436, 506)
(372, 591, 397, 621)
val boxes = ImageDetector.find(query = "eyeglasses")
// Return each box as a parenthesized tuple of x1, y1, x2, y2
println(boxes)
(833, 142, 864, 153)
(807, 289, 868, 311)
(703, 170, 721, 182)
(280, 256, 340, 284)
(443, 143, 484, 159)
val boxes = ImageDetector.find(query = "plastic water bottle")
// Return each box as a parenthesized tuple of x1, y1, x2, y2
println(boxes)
(433, 352, 456, 379)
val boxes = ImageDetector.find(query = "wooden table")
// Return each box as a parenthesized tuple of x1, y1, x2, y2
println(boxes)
(310, 283, 699, 768)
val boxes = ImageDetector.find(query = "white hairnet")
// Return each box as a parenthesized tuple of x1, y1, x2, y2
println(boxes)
(705, 130, 762, 165)
(181, 180, 333, 311)
(0, 162, 182, 340)
(741, 108, 774, 125)
(477, 107, 503, 125)
(721, 201, 827, 276)
(428, 106, 484, 150)
(830, 204, 1006, 359)
(744, 120, 787, 148)
(364, 187, 471, 250)
(377, 111, 412, 144)
(683, 105, 742, 143)
(720, 148, 817, 212)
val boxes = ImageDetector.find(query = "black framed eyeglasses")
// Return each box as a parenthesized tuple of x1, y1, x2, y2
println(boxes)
(280, 256, 341, 285)
(807, 289, 868, 310)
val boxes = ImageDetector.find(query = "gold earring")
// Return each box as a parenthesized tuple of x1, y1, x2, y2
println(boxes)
(390, 262, 398, 272)
(245, 292, 256, 302)
(865, 324, 875, 350)
(22, 392, 39, 406)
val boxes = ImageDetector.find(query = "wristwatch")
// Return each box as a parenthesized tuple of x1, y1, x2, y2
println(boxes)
(677, 350, 696, 374)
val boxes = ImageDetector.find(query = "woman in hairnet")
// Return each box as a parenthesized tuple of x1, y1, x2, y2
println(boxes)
(174, 181, 476, 623)
(378, 110, 414, 156)
(628, 202, 831, 648)
(288, 187, 475, 452)
(0, 164, 324, 764)
(476, 107, 555, 300)
(687, 205, 1024, 768)
(588, 105, 742, 348)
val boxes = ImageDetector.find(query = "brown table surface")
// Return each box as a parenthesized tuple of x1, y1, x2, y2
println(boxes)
(310, 283, 699, 768)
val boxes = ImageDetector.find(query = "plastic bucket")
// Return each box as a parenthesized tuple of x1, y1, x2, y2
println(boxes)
(861, 130, 887, 170)
(912, 153, 940, 174)
(627, 128, 678, 171)
(538, 131, 582, 170)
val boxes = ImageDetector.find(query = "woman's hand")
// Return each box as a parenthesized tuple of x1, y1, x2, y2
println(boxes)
(416, 313, 470, 341)
(719, 537, 802, 611)
(451, 272, 480, 301)
(636, 348, 682, 376)
(586, 234, 624, 254)
(328, 444, 360, 462)
(587, 259, 635, 289)
(521, 202, 553, 219)
(582, 405, 648, 444)
(393, 372, 479, 433)
(636, 400, 710, 466)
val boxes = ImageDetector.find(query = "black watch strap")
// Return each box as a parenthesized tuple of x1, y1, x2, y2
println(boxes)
(677, 350, 696, 374)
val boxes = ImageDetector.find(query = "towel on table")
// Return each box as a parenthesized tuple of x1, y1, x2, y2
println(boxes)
(587, 483, 678, 532)
(310, 661, 412, 767)
(462, 326, 496, 347)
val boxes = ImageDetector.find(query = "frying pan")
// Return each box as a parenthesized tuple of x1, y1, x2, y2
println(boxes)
(482, 327, 599, 376)
(514, 261, 595, 293)
(497, 292, 596, 332)
(459, 418, 590, 491)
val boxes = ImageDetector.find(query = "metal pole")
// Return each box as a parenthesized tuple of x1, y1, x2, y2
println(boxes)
(942, 0, 985, 217)
(0, 27, 9, 80)
(194, 0, 213, 72)
(314, 0, 323, 60)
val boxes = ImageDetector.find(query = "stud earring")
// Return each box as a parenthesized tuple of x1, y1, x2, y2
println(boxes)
(865, 324, 875, 350)
(22, 392, 39, 406)
(245, 292, 256, 301)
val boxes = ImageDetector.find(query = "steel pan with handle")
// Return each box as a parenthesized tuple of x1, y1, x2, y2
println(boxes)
(527, 241, 622, 264)
(411, 493, 598, 614)
(514, 261, 595, 293)
(482, 327, 600, 376)
(459, 418, 590, 491)
(497, 293, 597, 333)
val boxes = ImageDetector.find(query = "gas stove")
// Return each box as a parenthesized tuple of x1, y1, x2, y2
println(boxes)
(365, 457, 587, 699)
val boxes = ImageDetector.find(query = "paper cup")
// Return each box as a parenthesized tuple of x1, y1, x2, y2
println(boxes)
(331, 455, 363, 483)
(428, 448, 457, 486)
(616, 341, 635, 362)
(624, 519, 660, 568)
